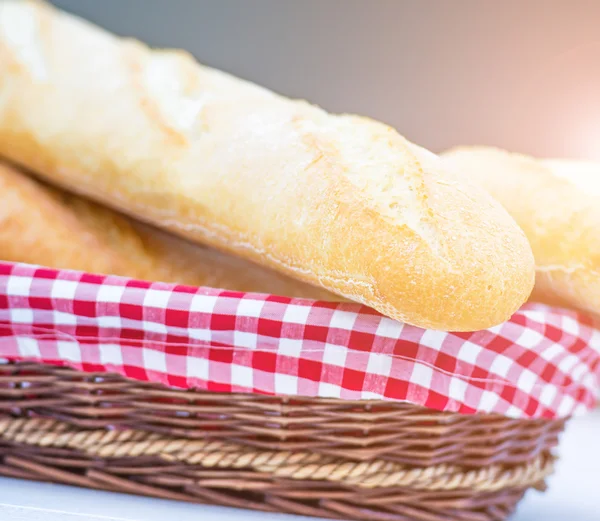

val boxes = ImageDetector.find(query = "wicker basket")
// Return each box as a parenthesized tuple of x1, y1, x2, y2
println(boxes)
(0, 361, 564, 521)
(3, 262, 598, 520)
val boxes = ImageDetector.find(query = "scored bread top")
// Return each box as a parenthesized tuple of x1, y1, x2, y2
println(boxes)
(443, 146, 600, 317)
(0, 0, 534, 331)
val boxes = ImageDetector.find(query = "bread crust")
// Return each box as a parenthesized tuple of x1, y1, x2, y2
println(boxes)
(443, 147, 600, 317)
(0, 1, 534, 330)
(0, 161, 338, 299)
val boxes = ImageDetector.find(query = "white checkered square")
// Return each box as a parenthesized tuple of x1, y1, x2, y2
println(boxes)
(6, 275, 32, 297)
(234, 330, 258, 349)
(539, 385, 557, 407)
(187, 356, 209, 380)
(448, 377, 468, 403)
(10, 308, 33, 324)
(190, 294, 218, 313)
(360, 391, 384, 400)
(282, 304, 311, 324)
(318, 381, 342, 398)
(97, 284, 126, 303)
(278, 338, 304, 358)
(557, 395, 576, 416)
(516, 368, 537, 394)
(522, 309, 547, 324)
(96, 315, 123, 329)
(143, 289, 172, 309)
(558, 354, 579, 374)
(456, 341, 483, 365)
(16, 337, 40, 358)
(365, 352, 392, 377)
(142, 348, 167, 372)
(322, 343, 347, 367)
(188, 328, 211, 342)
(99, 344, 124, 366)
(505, 405, 523, 418)
(236, 298, 265, 318)
(517, 328, 544, 348)
(231, 364, 253, 388)
(539, 343, 564, 362)
(489, 354, 514, 378)
(53, 311, 77, 326)
(479, 390, 500, 412)
(486, 323, 504, 335)
(329, 310, 358, 330)
(375, 318, 404, 339)
(581, 373, 596, 391)
(570, 362, 589, 381)
(57, 341, 82, 363)
(419, 329, 445, 351)
(588, 328, 600, 353)
(561, 316, 580, 337)
(143, 320, 168, 334)
(275, 373, 298, 395)
(51, 280, 78, 300)
(410, 362, 433, 388)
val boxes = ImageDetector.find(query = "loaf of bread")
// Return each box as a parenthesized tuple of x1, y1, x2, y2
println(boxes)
(0, 0, 535, 330)
(443, 147, 600, 316)
(0, 160, 337, 299)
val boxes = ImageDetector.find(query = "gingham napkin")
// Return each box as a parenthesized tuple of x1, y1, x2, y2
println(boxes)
(0, 261, 598, 419)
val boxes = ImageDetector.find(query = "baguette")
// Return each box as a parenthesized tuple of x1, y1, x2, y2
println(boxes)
(443, 147, 600, 316)
(0, 0, 535, 330)
(0, 160, 338, 299)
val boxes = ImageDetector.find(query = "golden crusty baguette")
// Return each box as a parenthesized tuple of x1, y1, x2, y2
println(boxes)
(0, 161, 338, 299)
(443, 147, 600, 316)
(0, 1, 534, 330)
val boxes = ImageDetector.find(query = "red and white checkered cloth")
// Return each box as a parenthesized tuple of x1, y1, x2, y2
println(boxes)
(0, 261, 598, 419)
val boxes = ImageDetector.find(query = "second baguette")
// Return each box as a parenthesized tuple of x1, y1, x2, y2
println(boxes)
(443, 147, 600, 317)
(0, 160, 338, 299)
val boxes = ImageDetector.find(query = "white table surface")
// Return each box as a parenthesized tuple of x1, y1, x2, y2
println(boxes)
(0, 410, 598, 521)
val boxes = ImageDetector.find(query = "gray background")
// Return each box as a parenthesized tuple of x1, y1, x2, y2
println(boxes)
(51, 0, 600, 160)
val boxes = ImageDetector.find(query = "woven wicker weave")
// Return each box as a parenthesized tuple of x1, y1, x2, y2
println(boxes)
(0, 362, 565, 521)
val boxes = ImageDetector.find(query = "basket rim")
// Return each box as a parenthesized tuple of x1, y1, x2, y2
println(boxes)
(0, 360, 564, 521)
